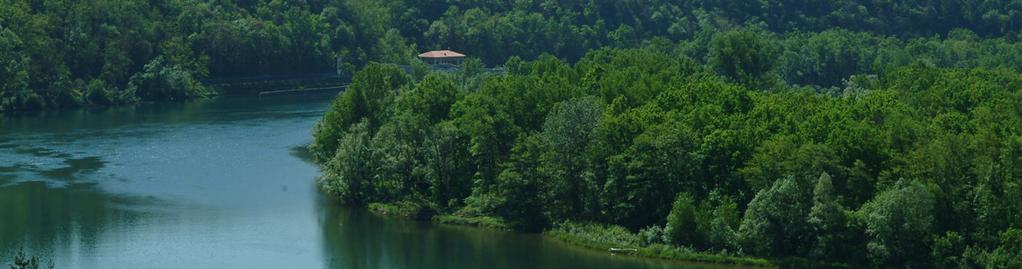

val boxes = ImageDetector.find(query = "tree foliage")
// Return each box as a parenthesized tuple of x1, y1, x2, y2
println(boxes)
(5, 0, 1022, 267)
(709, 28, 779, 89)
(5, 0, 1022, 113)
(311, 46, 1022, 266)
(858, 180, 937, 268)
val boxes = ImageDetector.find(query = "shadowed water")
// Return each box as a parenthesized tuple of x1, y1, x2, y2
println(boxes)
(0, 94, 722, 268)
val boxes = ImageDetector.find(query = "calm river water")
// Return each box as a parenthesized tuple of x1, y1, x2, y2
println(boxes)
(0, 94, 722, 268)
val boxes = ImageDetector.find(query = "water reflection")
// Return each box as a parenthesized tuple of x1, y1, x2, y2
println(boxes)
(319, 204, 712, 269)
(0, 181, 154, 263)
(1, 93, 735, 268)
(1, 94, 333, 267)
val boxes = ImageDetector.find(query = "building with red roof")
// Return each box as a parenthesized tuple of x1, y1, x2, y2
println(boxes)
(418, 50, 466, 65)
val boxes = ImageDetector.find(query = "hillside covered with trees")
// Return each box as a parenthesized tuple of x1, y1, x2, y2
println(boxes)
(3, 0, 1022, 267)
(302, 1, 1022, 268)
(312, 49, 1022, 267)
(3, 0, 1021, 111)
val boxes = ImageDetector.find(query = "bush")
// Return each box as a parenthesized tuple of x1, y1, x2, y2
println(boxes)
(127, 56, 212, 101)
(638, 225, 670, 247)
(547, 221, 772, 266)
(7, 251, 52, 269)
(666, 192, 706, 247)
(433, 214, 509, 230)
(981, 229, 1022, 268)
(858, 180, 936, 268)
(738, 176, 811, 257)
(368, 200, 435, 220)
(85, 79, 135, 105)
(320, 120, 375, 204)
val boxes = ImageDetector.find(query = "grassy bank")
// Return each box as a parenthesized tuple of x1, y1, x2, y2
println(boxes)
(366, 202, 772, 267)
(433, 214, 509, 230)
(367, 202, 510, 230)
(547, 221, 774, 267)
(367, 201, 433, 220)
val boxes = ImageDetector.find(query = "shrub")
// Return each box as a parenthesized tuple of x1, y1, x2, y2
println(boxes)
(7, 251, 53, 269)
(666, 192, 706, 247)
(127, 56, 212, 101)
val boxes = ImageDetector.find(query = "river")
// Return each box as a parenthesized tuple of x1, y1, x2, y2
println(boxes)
(0, 93, 724, 268)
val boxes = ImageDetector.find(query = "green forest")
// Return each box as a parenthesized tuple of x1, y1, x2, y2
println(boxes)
(3, 0, 1022, 267)
(313, 55, 1022, 267)
(2, 0, 1022, 111)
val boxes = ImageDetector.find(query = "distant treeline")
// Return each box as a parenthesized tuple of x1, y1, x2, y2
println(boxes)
(2, 0, 1021, 111)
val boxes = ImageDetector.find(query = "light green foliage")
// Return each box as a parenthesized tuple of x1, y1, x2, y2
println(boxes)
(398, 73, 460, 123)
(347, 63, 409, 129)
(311, 89, 360, 163)
(127, 57, 211, 101)
(310, 63, 408, 162)
(858, 180, 936, 268)
(638, 225, 670, 246)
(974, 136, 1022, 242)
(706, 194, 740, 252)
(980, 229, 1022, 268)
(808, 173, 847, 260)
(931, 231, 966, 269)
(548, 221, 771, 266)
(738, 176, 811, 257)
(321, 120, 376, 204)
(540, 97, 604, 219)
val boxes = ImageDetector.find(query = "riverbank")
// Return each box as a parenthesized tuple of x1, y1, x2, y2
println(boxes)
(548, 222, 773, 267)
(367, 202, 510, 230)
(1, 71, 347, 115)
(365, 202, 774, 268)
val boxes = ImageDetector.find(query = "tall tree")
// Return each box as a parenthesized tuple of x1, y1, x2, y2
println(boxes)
(738, 176, 811, 257)
(807, 172, 847, 260)
(541, 96, 604, 219)
(858, 180, 937, 268)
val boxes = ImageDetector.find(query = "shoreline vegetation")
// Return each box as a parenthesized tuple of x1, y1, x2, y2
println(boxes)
(547, 222, 773, 267)
(365, 201, 773, 267)
(5, 251, 53, 269)
(311, 43, 1022, 267)
(4, 0, 1022, 267)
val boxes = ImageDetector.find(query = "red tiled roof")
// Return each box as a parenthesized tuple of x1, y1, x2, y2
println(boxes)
(418, 50, 466, 58)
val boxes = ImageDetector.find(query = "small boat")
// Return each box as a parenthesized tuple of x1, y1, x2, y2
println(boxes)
(608, 248, 638, 253)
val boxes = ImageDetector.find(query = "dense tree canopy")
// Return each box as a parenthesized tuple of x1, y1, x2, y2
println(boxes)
(3, 0, 1022, 112)
(3, 0, 1022, 267)
(312, 43, 1022, 266)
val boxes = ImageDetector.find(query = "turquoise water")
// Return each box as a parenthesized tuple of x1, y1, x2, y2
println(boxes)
(0, 94, 712, 268)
